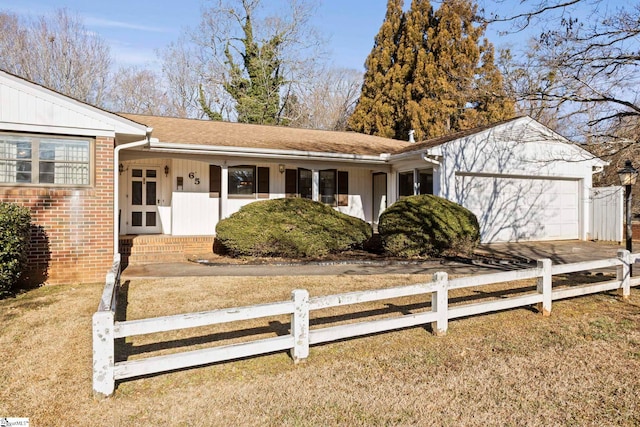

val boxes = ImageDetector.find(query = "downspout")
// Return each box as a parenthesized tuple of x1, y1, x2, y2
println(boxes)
(113, 128, 153, 256)
(421, 153, 440, 165)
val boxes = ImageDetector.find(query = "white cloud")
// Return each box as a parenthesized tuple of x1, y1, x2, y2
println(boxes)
(83, 16, 171, 33)
(109, 43, 161, 69)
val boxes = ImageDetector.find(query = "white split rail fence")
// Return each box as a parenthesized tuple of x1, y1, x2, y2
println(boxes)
(93, 250, 640, 397)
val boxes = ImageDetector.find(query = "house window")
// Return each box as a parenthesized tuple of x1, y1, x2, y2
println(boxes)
(399, 169, 433, 197)
(318, 169, 350, 206)
(286, 168, 349, 205)
(228, 165, 269, 197)
(298, 168, 312, 199)
(418, 169, 433, 195)
(320, 169, 336, 205)
(0, 133, 91, 185)
(229, 165, 255, 195)
(398, 171, 414, 197)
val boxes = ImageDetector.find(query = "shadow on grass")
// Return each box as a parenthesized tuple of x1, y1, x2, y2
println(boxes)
(113, 271, 617, 387)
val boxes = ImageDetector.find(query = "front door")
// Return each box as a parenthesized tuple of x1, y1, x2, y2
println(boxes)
(128, 167, 161, 234)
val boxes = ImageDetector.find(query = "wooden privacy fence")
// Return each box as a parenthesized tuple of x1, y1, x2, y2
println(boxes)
(93, 250, 640, 397)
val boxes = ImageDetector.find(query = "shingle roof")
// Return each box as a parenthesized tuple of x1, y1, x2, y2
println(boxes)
(121, 113, 411, 156)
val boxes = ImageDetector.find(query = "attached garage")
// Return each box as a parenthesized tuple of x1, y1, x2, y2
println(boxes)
(390, 117, 607, 244)
(457, 174, 580, 243)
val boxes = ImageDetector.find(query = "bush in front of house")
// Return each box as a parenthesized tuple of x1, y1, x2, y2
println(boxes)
(378, 195, 480, 258)
(0, 202, 32, 297)
(215, 198, 372, 258)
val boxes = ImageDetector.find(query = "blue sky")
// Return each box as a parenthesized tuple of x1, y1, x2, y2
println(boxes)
(0, 0, 557, 70)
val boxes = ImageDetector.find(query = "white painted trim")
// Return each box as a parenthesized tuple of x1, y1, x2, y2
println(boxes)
(0, 121, 116, 137)
(149, 142, 389, 164)
(455, 171, 584, 181)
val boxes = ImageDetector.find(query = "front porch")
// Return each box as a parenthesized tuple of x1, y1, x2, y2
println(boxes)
(119, 235, 215, 266)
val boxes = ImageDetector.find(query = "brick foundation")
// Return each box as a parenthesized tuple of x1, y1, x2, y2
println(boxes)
(120, 235, 215, 265)
(0, 137, 114, 285)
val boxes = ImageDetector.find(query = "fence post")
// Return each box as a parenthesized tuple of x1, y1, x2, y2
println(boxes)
(536, 259, 552, 316)
(291, 289, 310, 362)
(617, 249, 631, 299)
(92, 310, 115, 398)
(431, 272, 448, 336)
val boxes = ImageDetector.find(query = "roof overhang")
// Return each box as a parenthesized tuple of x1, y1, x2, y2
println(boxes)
(148, 141, 392, 164)
(0, 70, 148, 138)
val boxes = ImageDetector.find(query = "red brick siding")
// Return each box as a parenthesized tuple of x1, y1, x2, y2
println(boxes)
(0, 136, 114, 284)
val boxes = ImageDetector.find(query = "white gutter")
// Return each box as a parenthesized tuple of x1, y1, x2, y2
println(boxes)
(421, 153, 440, 165)
(150, 142, 391, 164)
(113, 128, 153, 256)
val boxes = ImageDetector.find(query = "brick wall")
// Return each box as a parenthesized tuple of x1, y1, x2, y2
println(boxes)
(0, 136, 114, 285)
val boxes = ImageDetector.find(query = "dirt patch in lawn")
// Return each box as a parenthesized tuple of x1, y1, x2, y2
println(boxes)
(2, 273, 639, 426)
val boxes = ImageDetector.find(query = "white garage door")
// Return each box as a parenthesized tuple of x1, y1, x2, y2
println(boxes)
(458, 175, 580, 243)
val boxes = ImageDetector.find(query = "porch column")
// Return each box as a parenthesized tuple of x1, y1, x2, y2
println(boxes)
(388, 169, 397, 206)
(413, 169, 420, 195)
(432, 166, 441, 196)
(220, 165, 229, 219)
(312, 169, 320, 202)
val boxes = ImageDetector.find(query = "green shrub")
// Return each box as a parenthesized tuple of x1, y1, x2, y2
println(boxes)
(0, 202, 31, 296)
(378, 195, 480, 257)
(216, 198, 372, 258)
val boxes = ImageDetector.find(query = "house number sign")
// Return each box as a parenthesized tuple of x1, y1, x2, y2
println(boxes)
(188, 172, 200, 185)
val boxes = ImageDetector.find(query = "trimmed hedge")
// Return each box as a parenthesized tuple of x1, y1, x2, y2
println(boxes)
(378, 195, 480, 257)
(0, 202, 31, 296)
(215, 198, 372, 258)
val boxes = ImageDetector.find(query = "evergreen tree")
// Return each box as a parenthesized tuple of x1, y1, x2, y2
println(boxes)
(349, 0, 514, 141)
(348, 0, 404, 138)
(425, 0, 513, 137)
(396, 0, 437, 141)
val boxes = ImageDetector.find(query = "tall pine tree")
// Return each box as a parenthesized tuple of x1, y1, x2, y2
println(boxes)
(349, 0, 514, 141)
(396, 0, 438, 141)
(347, 0, 404, 138)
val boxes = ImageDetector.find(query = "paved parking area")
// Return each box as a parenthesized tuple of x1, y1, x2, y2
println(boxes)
(121, 240, 630, 279)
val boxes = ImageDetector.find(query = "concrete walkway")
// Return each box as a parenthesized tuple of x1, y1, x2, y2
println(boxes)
(121, 240, 629, 279)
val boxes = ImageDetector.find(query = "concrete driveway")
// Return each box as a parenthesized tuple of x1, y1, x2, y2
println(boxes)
(121, 240, 629, 279)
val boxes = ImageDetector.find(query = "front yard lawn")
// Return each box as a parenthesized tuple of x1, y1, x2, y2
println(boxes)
(2, 274, 639, 426)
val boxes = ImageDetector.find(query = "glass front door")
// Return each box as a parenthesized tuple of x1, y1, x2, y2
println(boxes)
(128, 167, 161, 234)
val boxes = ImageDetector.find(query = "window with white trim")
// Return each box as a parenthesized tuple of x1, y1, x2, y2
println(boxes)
(398, 171, 414, 197)
(0, 133, 91, 185)
(228, 165, 270, 197)
(286, 168, 349, 206)
(398, 169, 433, 197)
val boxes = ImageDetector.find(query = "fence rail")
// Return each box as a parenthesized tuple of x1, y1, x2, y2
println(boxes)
(93, 249, 639, 397)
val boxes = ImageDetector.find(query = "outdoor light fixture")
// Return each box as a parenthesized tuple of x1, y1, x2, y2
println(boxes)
(164, 165, 170, 177)
(618, 159, 638, 273)
(118, 163, 124, 175)
(618, 160, 638, 186)
(279, 164, 286, 174)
